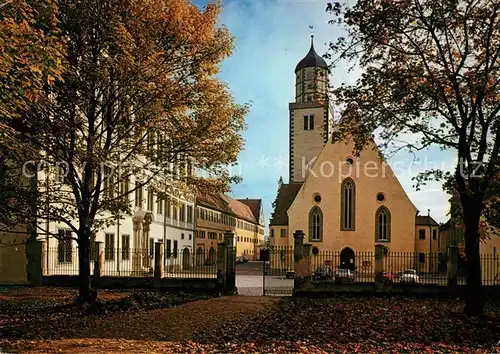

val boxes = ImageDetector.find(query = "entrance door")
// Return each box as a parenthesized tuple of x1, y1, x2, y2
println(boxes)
(340, 247, 355, 271)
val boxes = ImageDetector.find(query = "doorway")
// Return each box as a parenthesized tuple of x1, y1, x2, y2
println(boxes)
(340, 247, 355, 271)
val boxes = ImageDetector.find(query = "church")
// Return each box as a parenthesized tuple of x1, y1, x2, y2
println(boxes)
(269, 36, 442, 269)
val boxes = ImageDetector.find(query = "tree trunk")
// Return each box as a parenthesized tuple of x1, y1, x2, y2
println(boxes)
(463, 201, 484, 317)
(77, 229, 93, 303)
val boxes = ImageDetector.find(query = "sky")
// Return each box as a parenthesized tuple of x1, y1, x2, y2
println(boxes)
(196, 0, 455, 230)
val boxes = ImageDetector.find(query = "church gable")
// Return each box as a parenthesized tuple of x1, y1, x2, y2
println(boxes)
(287, 138, 417, 252)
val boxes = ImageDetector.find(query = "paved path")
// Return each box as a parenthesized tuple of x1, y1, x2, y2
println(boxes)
(236, 262, 293, 296)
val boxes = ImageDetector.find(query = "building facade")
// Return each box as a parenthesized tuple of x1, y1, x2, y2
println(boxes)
(195, 193, 265, 261)
(41, 169, 196, 276)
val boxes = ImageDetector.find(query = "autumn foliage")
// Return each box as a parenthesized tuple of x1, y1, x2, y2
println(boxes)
(0, 0, 247, 302)
(327, 0, 500, 316)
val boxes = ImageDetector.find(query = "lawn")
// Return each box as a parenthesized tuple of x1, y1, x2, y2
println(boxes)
(0, 287, 499, 353)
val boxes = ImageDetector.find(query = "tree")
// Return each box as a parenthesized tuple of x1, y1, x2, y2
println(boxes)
(444, 172, 500, 238)
(270, 176, 284, 223)
(0, 0, 65, 229)
(326, 0, 500, 316)
(2, 0, 247, 302)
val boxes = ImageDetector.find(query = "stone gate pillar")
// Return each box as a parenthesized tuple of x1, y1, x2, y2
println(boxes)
(294, 230, 312, 292)
(374, 245, 385, 292)
(224, 231, 236, 294)
(216, 241, 227, 293)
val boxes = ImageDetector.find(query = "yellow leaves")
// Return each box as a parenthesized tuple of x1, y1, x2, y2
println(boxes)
(0, 0, 66, 117)
(29, 64, 43, 76)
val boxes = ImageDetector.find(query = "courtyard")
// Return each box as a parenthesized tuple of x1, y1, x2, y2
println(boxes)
(0, 286, 499, 353)
(236, 261, 294, 296)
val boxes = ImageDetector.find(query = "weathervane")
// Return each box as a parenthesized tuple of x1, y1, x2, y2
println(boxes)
(309, 25, 315, 38)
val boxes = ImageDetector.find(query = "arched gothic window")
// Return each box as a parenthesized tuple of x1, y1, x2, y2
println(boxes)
(309, 206, 323, 241)
(341, 178, 356, 230)
(375, 206, 391, 242)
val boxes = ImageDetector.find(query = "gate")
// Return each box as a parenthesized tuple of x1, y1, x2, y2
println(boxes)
(263, 246, 294, 296)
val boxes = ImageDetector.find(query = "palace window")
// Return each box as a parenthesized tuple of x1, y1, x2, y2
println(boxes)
(147, 189, 154, 212)
(105, 233, 115, 261)
(166, 239, 171, 258)
(179, 203, 186, 222)
(280, 229, 287, 238)
(375, 206, 391, 242)
(57, 229, 73, 263)
(432, 229, 437, 240)
(341, 178, 356, 231)
(309, 206, 323, 241)
(134, 182, 143, 208)
(166, 196, 171, 218)
(156, 195, 163, 214)
(419, 229, 426, 240)
(122, 234, 130, 260)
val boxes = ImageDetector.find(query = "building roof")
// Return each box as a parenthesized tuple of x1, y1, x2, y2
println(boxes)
(295, 36, 329, 73)
(237, 199, 262, 221)
(196, 192, 260, 225)
(416, 215, 440, 227)
(440, 219, 451, 231)
(269, 183, 303, 226)
(196, 192, 228, 213)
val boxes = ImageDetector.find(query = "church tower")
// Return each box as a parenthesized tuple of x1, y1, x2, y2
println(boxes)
(289, 36, 334, 183)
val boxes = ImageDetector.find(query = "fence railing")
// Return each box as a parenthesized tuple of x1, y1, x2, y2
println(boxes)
(102, 248, 152, 277)
(307, 251, 500, 286)
(46, 247, 218, 279)
(267, 246, 294, 276)
(163, 247, 217, 278)
(311, 251, 375, 283)
(46, 247, 82, 276)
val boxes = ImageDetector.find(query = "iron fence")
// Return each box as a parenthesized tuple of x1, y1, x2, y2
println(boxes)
(382, 252, 448, 285)
(482, 254, 500, 285)
(266, 246, 294, 277)
(311, 251, 375, 283)
(46, 247, 81, 275)
(46, 247, 218, 279)
(102, 248, 152, 277)
(308, 251, 500, 286)
(163, 248, 217, 278)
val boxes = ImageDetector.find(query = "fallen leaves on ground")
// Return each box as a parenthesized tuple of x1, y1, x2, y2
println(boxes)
(0, 290, 499, 353)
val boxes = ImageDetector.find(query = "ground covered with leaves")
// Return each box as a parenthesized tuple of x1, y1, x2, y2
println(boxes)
(0, 288, 499, 353)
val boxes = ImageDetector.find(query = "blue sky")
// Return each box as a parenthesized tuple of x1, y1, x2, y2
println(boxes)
(197, 0, 454, 229)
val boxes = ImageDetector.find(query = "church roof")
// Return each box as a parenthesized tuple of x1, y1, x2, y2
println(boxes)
(269, 183, 303, 226)
(295, 36, 328, 73)
(415, 215, 440, 226)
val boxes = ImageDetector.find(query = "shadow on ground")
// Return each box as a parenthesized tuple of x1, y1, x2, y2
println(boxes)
(0, 287, 499, 353)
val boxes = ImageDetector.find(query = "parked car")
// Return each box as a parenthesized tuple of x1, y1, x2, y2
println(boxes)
(400, 269, 419, 284)
(383, 272, 394, 284)
(312, 266, 335, 282)
(335, 268, 355, 282)
(236, 256, 244, 264)
(242, 255, 249, 263)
